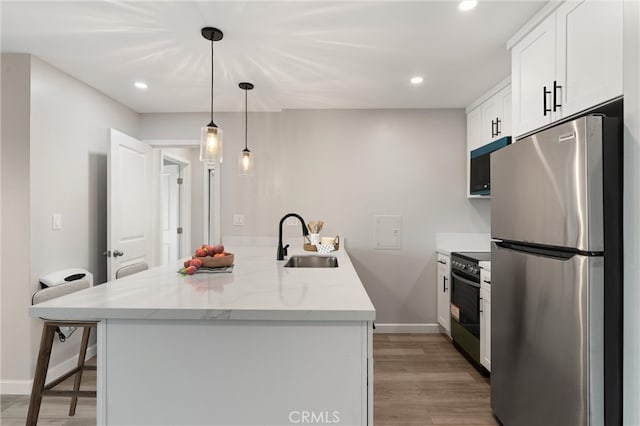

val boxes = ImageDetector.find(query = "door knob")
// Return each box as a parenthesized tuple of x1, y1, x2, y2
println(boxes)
(113, 250, 124, 257)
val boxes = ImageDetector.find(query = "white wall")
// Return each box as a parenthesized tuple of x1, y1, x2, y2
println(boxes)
(1, 53, 32, 391)
(140, 108, 490, 326)
(29, 56, 139, 285)
(1, 54, 140, 392)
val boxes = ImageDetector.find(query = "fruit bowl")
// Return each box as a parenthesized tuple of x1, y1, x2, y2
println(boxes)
(180, 244, 234, 275)
(199, 253, 234, 268)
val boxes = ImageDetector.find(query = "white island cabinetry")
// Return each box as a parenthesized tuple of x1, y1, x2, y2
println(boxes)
(30, 246, 375, 426)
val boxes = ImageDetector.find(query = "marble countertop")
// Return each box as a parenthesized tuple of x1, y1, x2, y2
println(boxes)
(29, 246, 376, 322)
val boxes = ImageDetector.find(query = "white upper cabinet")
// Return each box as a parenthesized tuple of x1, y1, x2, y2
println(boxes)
(466, 106, 483, 152)
(481, 86, 512, 144)
(466, 78, 511, 198)
(555, 0, 623, 118)
(511, 13, 556, 136)
(511, 0, 622, 138)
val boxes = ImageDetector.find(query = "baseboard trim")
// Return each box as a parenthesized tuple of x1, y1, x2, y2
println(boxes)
(0, 344, 97, 395)
(373, 323, 441, 334)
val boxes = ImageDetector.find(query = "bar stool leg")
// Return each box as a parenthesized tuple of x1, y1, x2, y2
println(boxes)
(68, 326, 91, 416)
(26, 324, 57, 426)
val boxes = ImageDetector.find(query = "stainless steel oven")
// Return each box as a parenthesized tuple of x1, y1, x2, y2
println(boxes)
(450, 251, 490, 372)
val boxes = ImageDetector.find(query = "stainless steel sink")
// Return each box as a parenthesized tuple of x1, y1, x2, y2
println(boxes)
(283, 255, 339, 268)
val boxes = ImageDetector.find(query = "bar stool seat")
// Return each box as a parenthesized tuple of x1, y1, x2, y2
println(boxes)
(115, 261, 149, 279)
(27, 280, 96, 426)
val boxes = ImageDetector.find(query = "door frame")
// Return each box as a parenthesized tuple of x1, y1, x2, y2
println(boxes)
(160, 150, 192, 263)
(203, 161, 221, 245)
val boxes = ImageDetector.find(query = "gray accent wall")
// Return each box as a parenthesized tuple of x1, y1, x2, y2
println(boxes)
(140, 108, 491, 325)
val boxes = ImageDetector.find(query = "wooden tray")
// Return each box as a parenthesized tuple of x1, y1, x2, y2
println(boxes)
(197, 253, 234, 268)
(303, 236, 339, 252)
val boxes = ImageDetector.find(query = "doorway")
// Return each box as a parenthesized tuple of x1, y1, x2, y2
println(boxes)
(161, 152, 191, 265)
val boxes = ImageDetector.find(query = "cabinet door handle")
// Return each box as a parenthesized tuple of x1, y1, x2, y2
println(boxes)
(437, 260, 446, 264)
(483, 279, 491, 284)
(496, 117, 501, 136)
(480, 297, 483, 313)
(553, 80, 562, 112)
(543, 86, 552, 116)
(443, 276, 448, 292)
(491, 119, 496, 138)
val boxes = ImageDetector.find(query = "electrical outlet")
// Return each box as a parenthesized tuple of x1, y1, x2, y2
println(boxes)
(233, 214, 245, 226)
(286, 217, 299, 226)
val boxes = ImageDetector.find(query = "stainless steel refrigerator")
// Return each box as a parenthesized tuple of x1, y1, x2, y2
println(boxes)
(490, 115, 622, 426)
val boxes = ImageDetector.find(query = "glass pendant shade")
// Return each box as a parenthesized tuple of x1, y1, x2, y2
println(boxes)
(200, 124, 223, 162)
(239, 148, 254, 175)
(238, 81, 255, 175)
(200, 27, 224, 163)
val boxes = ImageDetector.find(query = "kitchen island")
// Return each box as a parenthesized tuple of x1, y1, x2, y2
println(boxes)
(29, 246, 375, 426)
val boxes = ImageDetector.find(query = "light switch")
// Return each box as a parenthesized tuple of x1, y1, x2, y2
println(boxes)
(286, 217, 299, 226)
(374, 215, 402, 250)
(233, 214, 245, 226)
(52, 213, 62, 230)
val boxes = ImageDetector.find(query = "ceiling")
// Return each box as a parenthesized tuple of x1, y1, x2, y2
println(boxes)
(1, 1, 545, 113)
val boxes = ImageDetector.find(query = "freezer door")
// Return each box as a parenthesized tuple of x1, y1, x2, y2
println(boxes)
(491, 242, 603, 426)
(491, 116, 604, 252)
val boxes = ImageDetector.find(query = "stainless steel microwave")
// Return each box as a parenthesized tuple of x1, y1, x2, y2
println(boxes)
(470, 136, 511, 196)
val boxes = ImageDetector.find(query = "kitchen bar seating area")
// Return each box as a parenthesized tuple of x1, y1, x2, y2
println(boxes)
(2, 1, 639, 425)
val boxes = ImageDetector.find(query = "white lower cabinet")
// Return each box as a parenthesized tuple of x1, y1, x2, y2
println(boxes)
(480, 268, 491, 371)
(436, 253, 451, 336)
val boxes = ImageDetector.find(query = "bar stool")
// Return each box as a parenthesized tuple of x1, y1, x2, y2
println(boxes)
(26, 279, 97, 426)
(115, 261, 149, 279)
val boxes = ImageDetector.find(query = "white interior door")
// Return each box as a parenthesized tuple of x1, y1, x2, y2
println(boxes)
(107, 129, 153, 280)
(162, 162, 180, 264)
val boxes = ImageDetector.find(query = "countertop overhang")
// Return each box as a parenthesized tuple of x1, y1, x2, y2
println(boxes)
(29, 246, 376, 322)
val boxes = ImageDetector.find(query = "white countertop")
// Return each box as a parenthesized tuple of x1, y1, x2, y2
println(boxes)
(29, 246, 376, 322)
(435, 232, 491, 255)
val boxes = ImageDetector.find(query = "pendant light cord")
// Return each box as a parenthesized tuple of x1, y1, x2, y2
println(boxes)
(210, 38, 214, 123)
(244, 88, 248, 150)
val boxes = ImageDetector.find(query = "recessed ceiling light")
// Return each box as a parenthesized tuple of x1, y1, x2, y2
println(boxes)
(134, 81, 148, 90)
(410, 76, 424, 85)
(458, 0, 478, 11)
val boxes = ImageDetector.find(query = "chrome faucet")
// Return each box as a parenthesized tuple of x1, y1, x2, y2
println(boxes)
(277, 213, 309, 260)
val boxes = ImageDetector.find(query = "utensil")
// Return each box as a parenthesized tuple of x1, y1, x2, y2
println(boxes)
(308, 221, 315, 233)
(317, 220, 324, 233)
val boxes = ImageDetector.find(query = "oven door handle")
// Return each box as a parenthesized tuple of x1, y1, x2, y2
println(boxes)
(451, 271, 480, 288)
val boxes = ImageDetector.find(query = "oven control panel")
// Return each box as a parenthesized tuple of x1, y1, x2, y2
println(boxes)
(450, 251, 489, 279)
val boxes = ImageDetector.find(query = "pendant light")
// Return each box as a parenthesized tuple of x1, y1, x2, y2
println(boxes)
(200, 27, 224, 163)
(238, 82, 255, 176)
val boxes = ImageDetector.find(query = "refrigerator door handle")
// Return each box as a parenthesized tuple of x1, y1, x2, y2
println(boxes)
(493, 240, 576, 260)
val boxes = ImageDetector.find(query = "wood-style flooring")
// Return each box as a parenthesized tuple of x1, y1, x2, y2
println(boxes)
(374, 333, 496, 426)
(1, 333, 495, 425)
